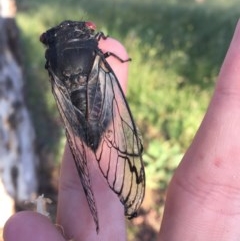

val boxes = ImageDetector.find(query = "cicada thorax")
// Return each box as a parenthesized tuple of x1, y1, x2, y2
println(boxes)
(56, 42, 108, 151)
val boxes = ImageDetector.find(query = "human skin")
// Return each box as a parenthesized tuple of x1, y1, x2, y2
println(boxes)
(158, 19, 240, 241)
(4, 20, 240, 241)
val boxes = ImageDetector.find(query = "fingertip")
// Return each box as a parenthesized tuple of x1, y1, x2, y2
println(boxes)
(99, 37, 129, 60)
(216, 20, 240, 94)
(99, 37, 129, 93)
(231, 19, 240, 46)
(3, 211, 64, 241)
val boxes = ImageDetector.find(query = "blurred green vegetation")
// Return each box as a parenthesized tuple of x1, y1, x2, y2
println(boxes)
(17, 0, 240, 192)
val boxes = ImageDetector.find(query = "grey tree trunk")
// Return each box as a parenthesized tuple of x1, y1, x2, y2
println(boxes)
(0, 0, 38, 205)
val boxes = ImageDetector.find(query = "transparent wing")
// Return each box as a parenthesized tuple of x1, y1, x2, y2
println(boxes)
(49, 72, 99, 232)
(92, 55, 145, 217)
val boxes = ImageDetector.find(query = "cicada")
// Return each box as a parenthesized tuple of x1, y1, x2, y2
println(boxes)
(40, 20, 145, 232)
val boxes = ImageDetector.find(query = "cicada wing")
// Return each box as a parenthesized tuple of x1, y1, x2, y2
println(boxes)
(94, 57, 145, 218)
(49, 72, 99, 232)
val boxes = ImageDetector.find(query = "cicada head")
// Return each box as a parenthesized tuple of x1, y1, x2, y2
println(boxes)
(40, 21, 99, 83)
(40, 20, 97, 47)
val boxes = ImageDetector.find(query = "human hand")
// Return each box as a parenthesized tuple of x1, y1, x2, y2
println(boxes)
(158, 20, 240, 241)
(4, 20, 240, 241)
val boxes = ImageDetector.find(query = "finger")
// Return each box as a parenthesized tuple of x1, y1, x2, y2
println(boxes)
(158, 20, 240, 241)
(98, 37, 129, 93)
(3, 211, 65, 241)
(56, 37, 128, 240)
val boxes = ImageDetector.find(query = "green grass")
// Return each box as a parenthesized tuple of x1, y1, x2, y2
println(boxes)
(17, 0, 240, 196)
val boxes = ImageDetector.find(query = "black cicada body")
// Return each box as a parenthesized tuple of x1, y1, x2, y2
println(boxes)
(40, 20, 145, 232)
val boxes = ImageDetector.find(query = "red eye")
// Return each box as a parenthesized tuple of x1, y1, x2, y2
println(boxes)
(85, 21, 96, 30)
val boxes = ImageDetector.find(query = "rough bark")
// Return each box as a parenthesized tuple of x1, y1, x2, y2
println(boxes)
(0, 0, 38, 204)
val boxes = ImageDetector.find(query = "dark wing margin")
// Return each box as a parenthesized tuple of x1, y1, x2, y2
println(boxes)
(49, 71, 99, 232)
(93, 54, 145, 217)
